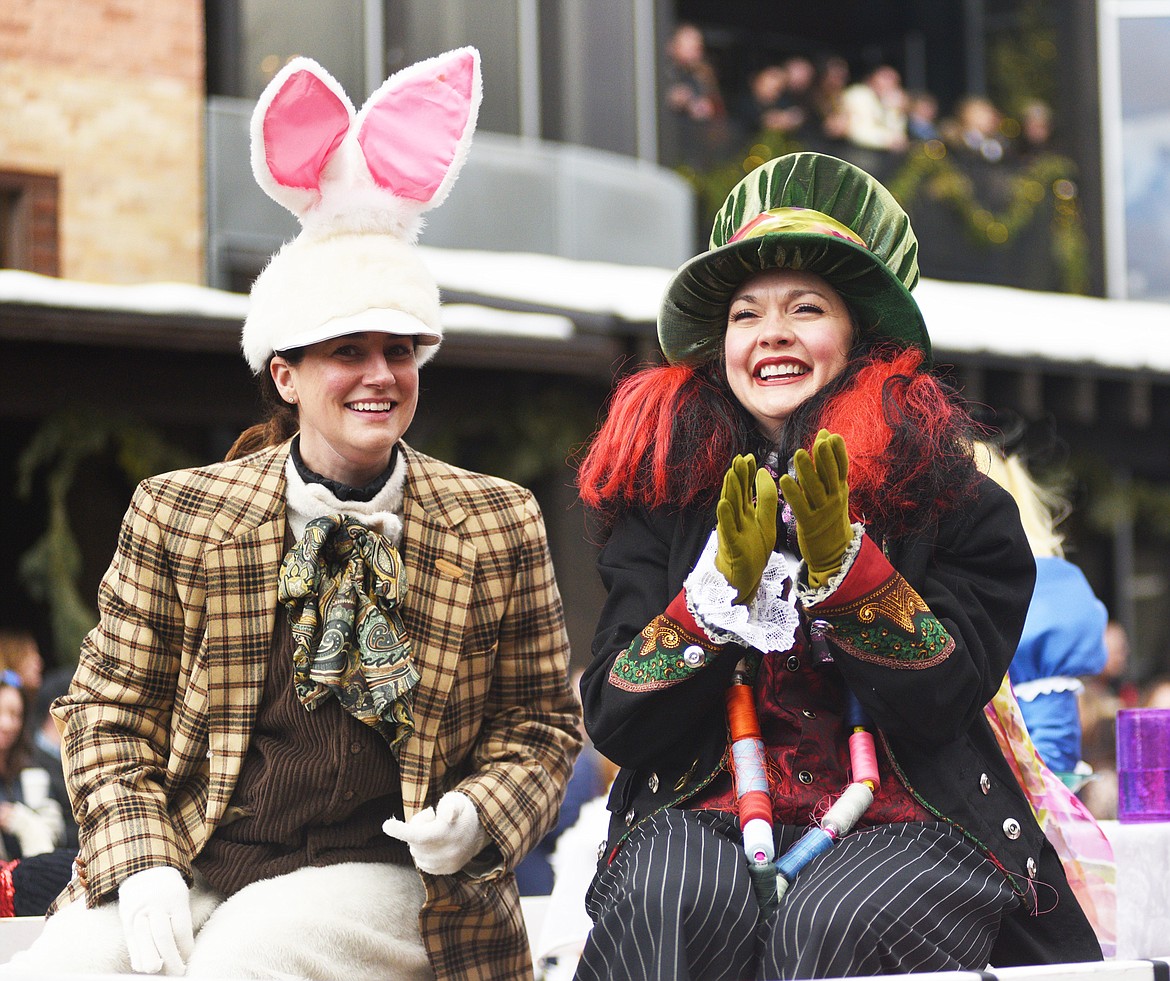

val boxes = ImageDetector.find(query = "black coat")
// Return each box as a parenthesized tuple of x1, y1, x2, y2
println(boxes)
(580, 474, 1102, 967)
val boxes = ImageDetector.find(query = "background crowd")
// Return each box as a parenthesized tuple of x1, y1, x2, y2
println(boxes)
(658, 20, 1088, 299)
(662, 22, 1055, 177)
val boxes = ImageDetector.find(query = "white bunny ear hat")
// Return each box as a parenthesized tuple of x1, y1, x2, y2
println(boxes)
(241, 47, 482, 374)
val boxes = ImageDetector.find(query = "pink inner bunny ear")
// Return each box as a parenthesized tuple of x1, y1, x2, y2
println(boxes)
(358, 49, 477, 202)
(263, 69, 351, 190)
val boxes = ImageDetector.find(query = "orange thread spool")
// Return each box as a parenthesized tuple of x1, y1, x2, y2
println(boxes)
(726, 683, 761, 740)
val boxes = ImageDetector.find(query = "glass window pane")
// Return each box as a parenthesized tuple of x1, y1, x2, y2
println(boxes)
(1119, 16, 1170, 301)
(390, 0, 520, 135)
(240, 0, 366, 101)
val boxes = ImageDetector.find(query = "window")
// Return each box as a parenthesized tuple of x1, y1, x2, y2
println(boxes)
(206, 0, 368, 100)
(386, 0, 525, 136)
(0, 171, 59, 276)
(1099, 0, 1170, 301)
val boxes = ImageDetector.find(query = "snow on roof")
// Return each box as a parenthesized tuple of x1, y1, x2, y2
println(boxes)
(914, 277, 1170, 374)
(0, 268, 249, 320)
(2, 252, 1168, 374)
(417, 246, 673, 324)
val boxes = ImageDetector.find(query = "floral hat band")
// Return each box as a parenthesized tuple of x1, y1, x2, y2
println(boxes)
(729, 206, 869, 250)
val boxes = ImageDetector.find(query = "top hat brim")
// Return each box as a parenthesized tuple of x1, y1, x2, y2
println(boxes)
(658, 230, 931, 366)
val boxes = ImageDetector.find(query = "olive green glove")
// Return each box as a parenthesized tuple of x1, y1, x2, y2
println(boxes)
(715, 454, 778, 604)
(778, 429, 853, 590)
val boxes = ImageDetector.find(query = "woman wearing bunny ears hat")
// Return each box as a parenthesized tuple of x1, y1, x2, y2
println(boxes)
(572, 152, 1102, 979)
(5, 48, 580, 980)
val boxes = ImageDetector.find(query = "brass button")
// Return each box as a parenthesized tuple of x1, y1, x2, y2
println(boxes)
(797, 770, 814, 785)
(1002, 818, 1022, 840)
(801, 709, 816, 719)
(786, 655, 800, 672)
(648, 772, 660, 793)
(980, 773, 991, 794)
(624, 808, 637, 826)
(682, 645, 705, 667)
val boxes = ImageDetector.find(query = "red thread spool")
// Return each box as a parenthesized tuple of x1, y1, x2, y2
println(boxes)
(738, 789, 772, 825)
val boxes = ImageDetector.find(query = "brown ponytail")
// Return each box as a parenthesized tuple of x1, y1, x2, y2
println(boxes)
(224, 351, 303, 462)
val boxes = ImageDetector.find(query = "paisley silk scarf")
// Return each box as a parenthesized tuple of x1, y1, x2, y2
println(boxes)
(278, 514, 419, 755)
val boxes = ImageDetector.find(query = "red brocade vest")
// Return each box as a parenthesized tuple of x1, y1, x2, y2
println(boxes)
(689, 624, 930, 827)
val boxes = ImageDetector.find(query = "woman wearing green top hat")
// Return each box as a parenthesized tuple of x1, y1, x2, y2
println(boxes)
(573, 152, 1103, 979)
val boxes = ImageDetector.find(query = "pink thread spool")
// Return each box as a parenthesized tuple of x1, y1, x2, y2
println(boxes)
(1117, 708, 1170, 823)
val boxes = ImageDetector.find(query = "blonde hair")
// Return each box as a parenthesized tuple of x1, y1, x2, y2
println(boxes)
(973, 440, 1066, 558)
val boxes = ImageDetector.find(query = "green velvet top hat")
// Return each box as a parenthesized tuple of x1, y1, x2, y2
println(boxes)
(659, 152, 931, 365)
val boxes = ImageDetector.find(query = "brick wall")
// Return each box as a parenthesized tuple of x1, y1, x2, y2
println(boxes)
(0, 0, 204, 284)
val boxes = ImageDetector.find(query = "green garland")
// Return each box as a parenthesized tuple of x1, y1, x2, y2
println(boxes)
(987, 0, 1058, 119)
(676, 131, 804, 237)
(677, 133, 1090, 294)
(886, 142, 1090, 293)
(16, 410, 194, 664)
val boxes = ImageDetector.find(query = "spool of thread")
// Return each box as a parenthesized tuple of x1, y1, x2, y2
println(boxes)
(775, 874, 791, 901)
(1117, 708, 1170, 823)
(737, 788, 772, 824)
(848, 730, 880, 791)
(726, 683, 761, 739)
(844, 689, 868, 729)
(742, 817, 775, 864)
(731, 740, 769, 796)
(809, 620, 834, 665)
(821, 781, 874, 837)
(726, 676, 777, 861)
(775, 826, 834, 882)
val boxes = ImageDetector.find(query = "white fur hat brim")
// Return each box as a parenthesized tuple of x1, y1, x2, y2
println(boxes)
(275, 308, 441, 355)
(242, 232, 443, 373)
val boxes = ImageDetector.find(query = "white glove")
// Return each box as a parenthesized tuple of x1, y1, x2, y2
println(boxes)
(382, 791, 488, 875)
(2, 801, 57, 857)
(117, 866, 194, 976)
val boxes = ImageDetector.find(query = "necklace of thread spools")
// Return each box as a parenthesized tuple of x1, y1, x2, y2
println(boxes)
(726, 632, 880, 901)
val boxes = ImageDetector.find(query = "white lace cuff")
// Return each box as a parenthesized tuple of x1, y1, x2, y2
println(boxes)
(798, 523, 866, 608)
(1013, 676, 1085, 702)
(683, 531, 798, 653)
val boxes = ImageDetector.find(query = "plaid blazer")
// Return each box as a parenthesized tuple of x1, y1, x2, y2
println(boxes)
(53, 440, 581, 980)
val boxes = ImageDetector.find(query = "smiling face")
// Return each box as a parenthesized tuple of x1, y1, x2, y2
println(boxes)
(723, 268, 855, 440)
(270, 332, 419, 487)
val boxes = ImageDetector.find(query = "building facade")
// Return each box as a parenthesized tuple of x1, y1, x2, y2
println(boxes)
(3, 0, 1170, 684)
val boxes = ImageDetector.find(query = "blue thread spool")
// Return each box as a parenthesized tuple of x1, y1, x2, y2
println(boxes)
(774, 826, 834, 883)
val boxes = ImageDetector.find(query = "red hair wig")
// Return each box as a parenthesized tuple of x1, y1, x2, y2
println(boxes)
(577, 346, 977, 540)
(813, 347, 975, 535)
(577, 364, 743, 513)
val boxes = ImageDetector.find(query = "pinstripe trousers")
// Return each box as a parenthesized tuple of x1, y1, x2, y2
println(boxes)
(576, 809, 1019, 981)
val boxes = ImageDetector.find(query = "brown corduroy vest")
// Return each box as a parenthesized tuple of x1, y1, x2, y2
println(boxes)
(194, 608, 413, 896)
